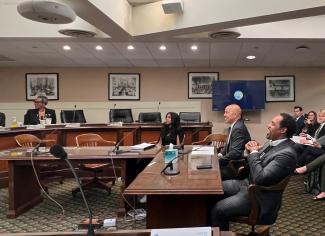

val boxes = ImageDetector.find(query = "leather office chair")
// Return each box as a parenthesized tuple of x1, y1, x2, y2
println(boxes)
(138, 112, 162, 123)
(192, 133, 227, 152)
(109, 109, 133, 123)
(0, 112, 5, 127)
(232, 175, 291, 236)
(14, 134, 63, 192)
(73, 133, 116, 197)
(60, 110, 87, 123)
(179, 112, 201, 123)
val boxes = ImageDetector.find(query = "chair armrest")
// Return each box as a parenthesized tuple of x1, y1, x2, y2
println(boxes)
(192, 140, 205, 145)
(249, 175, 291, 192)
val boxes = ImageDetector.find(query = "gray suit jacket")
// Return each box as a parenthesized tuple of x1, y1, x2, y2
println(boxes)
(221, 119, 251, 161)
(247, 139, 297, 225)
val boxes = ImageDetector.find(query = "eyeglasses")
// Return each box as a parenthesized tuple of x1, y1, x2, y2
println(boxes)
(34, 101, 42, 104)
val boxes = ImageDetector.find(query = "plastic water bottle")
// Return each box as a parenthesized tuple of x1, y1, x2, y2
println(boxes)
(11, 117, 18, 128)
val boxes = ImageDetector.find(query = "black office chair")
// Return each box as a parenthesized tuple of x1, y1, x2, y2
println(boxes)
(0, 112, 5, 127)
(179, 112, 201, 123)
(60, 110, 87, 123)
(138, 112, 162, 123)
(109, 109, 134, 123)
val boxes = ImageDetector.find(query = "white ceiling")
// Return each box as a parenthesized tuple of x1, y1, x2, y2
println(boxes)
(1, 0, 325, 68)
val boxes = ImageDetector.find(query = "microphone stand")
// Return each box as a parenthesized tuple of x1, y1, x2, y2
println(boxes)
(111, 127, 140, 154)
(157, 101, 161, 112)
(65, 159, 95, 236)
(160, 156, 180, 175)
(72, 105, 77, 123)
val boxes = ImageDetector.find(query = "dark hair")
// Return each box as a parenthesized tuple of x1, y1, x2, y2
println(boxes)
(294, 106, 303, 111)
(280, 113, 297, 138)
(307, 110, 318, 123)
(36, 95, 48, 105)
(160, 112, 183, 145)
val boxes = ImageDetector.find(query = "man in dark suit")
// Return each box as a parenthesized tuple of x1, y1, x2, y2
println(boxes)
(219, 104, 251, 179)
(24, 95, 57, 125)
(294, 106, 305, 134)
(211, 113, 297, 230)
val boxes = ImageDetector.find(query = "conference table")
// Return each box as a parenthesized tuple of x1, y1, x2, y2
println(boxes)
(0, 146, 160, 219)
(124, 147, 223, 228)
(0, 122, 212, 180)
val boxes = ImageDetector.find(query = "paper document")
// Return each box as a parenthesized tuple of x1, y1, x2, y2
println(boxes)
(191, 146, 214, 155)
(151, 227, 211, 236)
(130, 142, 155, 150)
(291, 135, 314, 145)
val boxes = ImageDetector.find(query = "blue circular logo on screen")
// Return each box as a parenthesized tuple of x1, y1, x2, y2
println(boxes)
(234, 90, 244, 101)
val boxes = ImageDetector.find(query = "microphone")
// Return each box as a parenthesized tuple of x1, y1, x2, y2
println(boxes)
(157, 101, 161, 112)
(72, 105, 77, 123)
(50, 145, 95, 236)
(160, 156, 179, 175)
(111, 126, 140, 154)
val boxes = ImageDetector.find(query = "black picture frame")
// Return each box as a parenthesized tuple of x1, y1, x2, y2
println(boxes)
(108, 73, 140, 100)
(188, 72, 219, 99)
(26, 73, 59, 101)
(265, 75, 295, 102)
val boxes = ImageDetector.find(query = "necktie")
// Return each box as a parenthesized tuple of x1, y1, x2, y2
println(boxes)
(260, 144, 273, 159)
(226, 127, 231, 153)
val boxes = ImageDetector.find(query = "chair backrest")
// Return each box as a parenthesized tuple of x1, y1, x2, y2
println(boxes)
(75, 133, 116, 147)
(179, 112, 201, 123)
(138, 112, 162, 123)
(236, 175, 291, 226)
(14, 134, 41, 147)
(192, 133, 227, 149)
(0, 112, 5, 127)
(60, 110, 87, 123)
(109, 109, 133, 123)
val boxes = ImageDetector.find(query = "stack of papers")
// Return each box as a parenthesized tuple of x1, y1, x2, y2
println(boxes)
(130, 142, 155, 151)
(151, 227, 211, 236)
(191, 146, 214, 155)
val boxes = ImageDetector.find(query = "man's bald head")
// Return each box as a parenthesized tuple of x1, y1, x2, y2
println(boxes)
(224, 104, 242, 124)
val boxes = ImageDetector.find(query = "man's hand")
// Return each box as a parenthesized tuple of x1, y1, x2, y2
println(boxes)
(245, 141, 261, 154)
(312, 141, 321, 148)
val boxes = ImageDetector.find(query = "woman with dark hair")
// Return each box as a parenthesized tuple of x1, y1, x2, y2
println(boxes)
(302, 110, 320, 137)
(159, 112, 184, 146)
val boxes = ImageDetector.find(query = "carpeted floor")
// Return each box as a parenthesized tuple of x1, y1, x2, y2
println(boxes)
(0, 175, 324, 235)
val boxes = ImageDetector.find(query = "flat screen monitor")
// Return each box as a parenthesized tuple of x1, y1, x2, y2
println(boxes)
(212, 80, 265, 111)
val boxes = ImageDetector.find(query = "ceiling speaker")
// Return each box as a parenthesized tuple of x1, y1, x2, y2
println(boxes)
(17, 0, 76, 24)
(162, 0, 183, 14)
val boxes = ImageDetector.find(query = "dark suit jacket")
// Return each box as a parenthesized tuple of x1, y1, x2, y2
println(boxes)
(24, 108, 57, 125)
(296, 115, 305, 134)
(315, 123, 325, 140)
(221, 119, 251, 161)
(247, 139, 297, 225)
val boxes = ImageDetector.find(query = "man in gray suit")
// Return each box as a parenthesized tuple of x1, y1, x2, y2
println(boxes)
(219, 104, 251, 179)
(211, 113, 297, 230)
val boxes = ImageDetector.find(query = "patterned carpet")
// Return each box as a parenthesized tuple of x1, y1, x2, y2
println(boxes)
(0, 175, 324, 235)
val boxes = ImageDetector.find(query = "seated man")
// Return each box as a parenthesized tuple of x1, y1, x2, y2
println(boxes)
(219, 104, 251, 180)
(211, 113, 297, 230)
(24, 95, 57, 125)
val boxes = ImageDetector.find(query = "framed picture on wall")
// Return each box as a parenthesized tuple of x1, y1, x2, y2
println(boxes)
(108, 73, 140, 100)
(26, 73, 59, 101)
(265, 75, 295, 102)
(188, 72, 219, 98)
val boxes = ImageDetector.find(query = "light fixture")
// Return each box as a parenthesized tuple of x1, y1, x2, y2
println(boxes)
(246, 55, 256, 60)
(95, 45, 103, 50)
(191, 45, 198, 51)
(127, 45, 135, 50)
(63, 45, 71, 50)
(296, 45, 310, 52)
(159, 45, 167, 51)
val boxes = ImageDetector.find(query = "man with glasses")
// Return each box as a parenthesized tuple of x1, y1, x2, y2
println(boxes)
(24, 95, 57, 125)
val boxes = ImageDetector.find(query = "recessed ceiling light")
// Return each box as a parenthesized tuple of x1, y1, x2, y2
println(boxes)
(95, 45, 103, 50)
(246, 55, 256, 60)
(296, 45, 310, 52)
(191, 45, 198, 51)
(127, 45, 135, 50)
(159, 45, 167, 51)
(63, 45, 71, 50)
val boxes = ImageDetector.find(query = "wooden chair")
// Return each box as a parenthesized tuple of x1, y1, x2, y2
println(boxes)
(14, 134, 63, 192)
(232, 175, 291, 236)
(192, 133, 227, 152)
(73, 133, 116, 197)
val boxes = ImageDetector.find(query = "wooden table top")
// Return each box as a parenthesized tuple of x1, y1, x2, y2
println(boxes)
(124, 147, 223, 195)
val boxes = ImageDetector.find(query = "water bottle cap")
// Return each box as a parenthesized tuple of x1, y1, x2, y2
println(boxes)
(169, 143, 174, 150)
